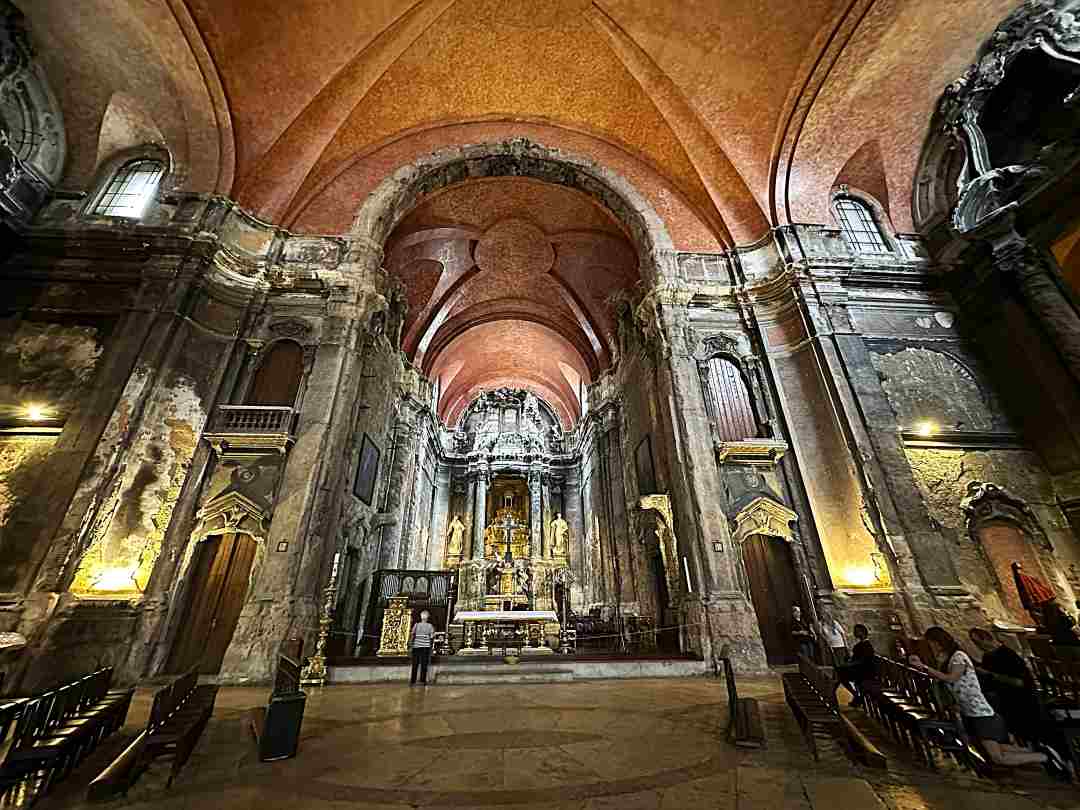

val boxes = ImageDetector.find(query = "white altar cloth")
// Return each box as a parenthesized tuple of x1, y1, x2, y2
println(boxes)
(453, 610, 558, 622)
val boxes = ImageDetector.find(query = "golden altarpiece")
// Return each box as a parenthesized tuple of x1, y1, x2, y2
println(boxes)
(441, 389, 573, 655)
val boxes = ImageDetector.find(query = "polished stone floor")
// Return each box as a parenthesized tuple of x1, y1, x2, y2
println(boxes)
(29, 676, 1080, 809)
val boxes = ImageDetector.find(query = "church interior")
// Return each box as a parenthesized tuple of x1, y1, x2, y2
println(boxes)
(6, 0, 1080, 806)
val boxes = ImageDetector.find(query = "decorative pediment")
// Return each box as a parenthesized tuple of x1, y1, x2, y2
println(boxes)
(194, 490, 270, 543)
(267, 318, 312, 339)
(961, 480, 1051, 550)
(731, 496, 798, 545)
(702, 333, 738, 358)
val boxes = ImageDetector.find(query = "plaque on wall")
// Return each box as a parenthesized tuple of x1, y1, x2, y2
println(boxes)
(354, 434, 381, 505)
(635, 435, 657, 495)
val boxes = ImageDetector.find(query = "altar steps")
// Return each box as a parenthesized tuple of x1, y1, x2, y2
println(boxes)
(328, 656, 706, 684)
(435, 666, 575, 685)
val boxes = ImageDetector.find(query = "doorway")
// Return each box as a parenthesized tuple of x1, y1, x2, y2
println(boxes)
(166, 533, 257, 674)
(741, 534, 802, 666)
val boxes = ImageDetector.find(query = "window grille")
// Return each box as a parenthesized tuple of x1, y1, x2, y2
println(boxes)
(834, 197, 889, 254)
(92, 159, 165, 219)
(707, 357, 759, 441)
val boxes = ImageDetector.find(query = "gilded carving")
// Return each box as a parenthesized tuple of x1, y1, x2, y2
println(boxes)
(377, 596, 412, 657)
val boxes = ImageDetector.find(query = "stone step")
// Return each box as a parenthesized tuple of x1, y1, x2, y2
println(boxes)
(435, 667, 575, 685)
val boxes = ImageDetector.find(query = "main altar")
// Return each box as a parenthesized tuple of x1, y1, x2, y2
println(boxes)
(441, 388, 574, 656)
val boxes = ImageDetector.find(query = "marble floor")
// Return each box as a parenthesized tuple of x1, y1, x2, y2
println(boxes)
(26, 676, 1080, 810)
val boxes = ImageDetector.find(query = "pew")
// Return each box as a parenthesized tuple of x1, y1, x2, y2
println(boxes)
(251, 639, 307, 762)
(0, 668, 133, 805)
(781, 655, 845, 762)
(718, 646, 764, 749)
(862, 656, 986, 774)
(87, 668, 217, 801)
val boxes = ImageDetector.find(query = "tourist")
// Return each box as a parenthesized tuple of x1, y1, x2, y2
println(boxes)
(790, 605, 816, 661)
(910, 626, 1069, 778)
(969, 627, 1040, 745)
(409, 609, 436, 686)
(817, 610, 848, 667)
(835, 624, 877, 707)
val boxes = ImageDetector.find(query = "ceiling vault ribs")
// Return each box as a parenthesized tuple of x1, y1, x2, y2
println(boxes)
(768, 0, 875, 226)
(587, 1, 768, 246)
(170, 0, 235, 193)
(234, 0, 459, 221)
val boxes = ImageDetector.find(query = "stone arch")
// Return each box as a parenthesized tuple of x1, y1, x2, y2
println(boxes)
(350, 138, 676, 281)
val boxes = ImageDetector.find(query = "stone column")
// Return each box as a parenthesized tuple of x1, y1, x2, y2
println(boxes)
(428, 463, 451, 569)
(471, 470, 488, 561)
(995, 237, 1080, 387)
(529, 468, 543, 561)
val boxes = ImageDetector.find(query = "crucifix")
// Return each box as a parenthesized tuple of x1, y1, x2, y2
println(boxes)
(498, 512, 524, 562)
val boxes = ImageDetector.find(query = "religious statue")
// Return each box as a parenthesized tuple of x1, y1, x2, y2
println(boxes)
(551, 512, 570, 558)
(446, 514, 466, 557)
(484, 523, 498, 558)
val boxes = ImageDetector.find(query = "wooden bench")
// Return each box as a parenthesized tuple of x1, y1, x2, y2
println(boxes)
(0, 667, 133, 804)
(781, 654, 846, 762)
(87, 669, 218, 801)
(863, 656, 984, 774)
(718, 646, 764, 748)
(251, 640, 307, 762)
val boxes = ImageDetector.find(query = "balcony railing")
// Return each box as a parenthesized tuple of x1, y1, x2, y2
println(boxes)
(204, 405, 296, 454)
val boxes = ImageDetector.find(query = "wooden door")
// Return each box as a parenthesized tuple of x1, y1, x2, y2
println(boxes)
(246, 340, 304, 406)
(742, 535, 802, 666)
(166, 533, 257, 675)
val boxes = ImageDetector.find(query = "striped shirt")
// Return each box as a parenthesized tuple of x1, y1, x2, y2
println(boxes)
(412, 621, 435, 649)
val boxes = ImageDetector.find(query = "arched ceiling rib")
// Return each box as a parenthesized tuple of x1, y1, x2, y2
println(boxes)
(390, 177, 636, 423)
(32, 1, 1027, 247)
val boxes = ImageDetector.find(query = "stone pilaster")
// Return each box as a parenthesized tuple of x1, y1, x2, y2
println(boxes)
(471, 470, 489, 561)
(996, 237, 1080, 387)
(529, 467, 542, 561)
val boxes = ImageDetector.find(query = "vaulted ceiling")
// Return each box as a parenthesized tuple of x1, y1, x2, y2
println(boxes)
(18, 0, 1021, 422)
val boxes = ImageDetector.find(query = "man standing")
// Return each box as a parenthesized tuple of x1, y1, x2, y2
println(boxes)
(409, 609, 436, 686)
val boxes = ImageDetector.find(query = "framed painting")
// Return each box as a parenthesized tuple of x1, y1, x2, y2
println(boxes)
(635, 435, 657, 496)
(353, 434, 381, 505)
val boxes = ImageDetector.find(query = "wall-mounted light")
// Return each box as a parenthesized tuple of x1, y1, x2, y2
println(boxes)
(23, 403, 49, 422)
(843, 564, 879, 588)
(915, 420, 937, 437)
(91, 566, 139, 592)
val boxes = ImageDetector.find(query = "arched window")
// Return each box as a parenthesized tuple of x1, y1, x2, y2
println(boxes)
(834, 196, 889, 254)
(246, 341, 304, 406)
(92, 158, 165, 219)
(706, 356, 759, 441)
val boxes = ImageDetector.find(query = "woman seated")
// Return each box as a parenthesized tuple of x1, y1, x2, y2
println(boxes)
(910, 626, 1069, 780)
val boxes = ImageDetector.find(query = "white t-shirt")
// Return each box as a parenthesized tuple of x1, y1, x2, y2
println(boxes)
(820, 620, 846, 648)
(945, 650, 995, 718)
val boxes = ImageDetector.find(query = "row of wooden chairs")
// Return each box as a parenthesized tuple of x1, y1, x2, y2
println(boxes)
(862, 656, 987, 774)
(0, 667, 134, 804)
(87, 668, 218, 801)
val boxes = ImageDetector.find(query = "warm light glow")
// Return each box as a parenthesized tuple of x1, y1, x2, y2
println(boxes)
(915, 420, 937, 437)
(843, 565, 879, 588)
(24, 404, 48, 421)
(92, 566, 138, 592)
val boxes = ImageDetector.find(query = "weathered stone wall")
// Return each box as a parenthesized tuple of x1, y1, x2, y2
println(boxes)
(907, 447, 1080, 618)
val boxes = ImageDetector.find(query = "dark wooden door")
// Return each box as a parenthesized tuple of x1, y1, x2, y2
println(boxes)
(246, 340, 304, 406)
(742, 534, 802, 666)
(166, 533, 257, 674)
